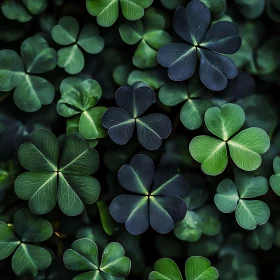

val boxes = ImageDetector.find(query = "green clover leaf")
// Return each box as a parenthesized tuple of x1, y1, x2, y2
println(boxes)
(189, 103, 270, 175)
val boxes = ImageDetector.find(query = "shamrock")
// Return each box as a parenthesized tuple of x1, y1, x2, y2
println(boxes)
(57, 78, 107, 141)
(102, 85, 172, 150)
(51, 16, 104, 74)
(0, 208, 53, 277)
(63, 238, 131, 279)
(189, 103, 270, 176)
(214, 171, 270, 230)
(149, 256, 219, 280)
(157, 0, 242, 91)
(0, 35, 57, 112)
(110, 154, 187, 235)
(14, 129, 101, 216)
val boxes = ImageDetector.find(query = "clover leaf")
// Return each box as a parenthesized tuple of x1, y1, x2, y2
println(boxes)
(102, 85, 172, 150)
(246, 222, 274, 250)
(0, 35, 57, 112)
(86, 0, 153, 27)
(57, 78, 107, 140)
(14, 129, 100, 216)
(214, 172, 270, 230)
(63, 238, 131, 279)
(174, 173, 219, 242)
(110, 154, 187, 234)
(234, 0, 265, 19)
(159, 75, 212, 130)
(51, 16, 104, 74)
(1, 0, 48, 22)
(0, 208, 53, 277)
(119, 13, 172, 68)
(157, 0, 241, 91)
(174, 177, 221, 242)
(269, 155, 280, 195)
(189, 103, 270, 176)
(149, 256, 219, 280)
(127, 69, 166, 90)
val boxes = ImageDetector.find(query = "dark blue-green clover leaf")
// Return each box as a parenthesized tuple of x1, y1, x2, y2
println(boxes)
(102, 85, 172, 150)
(0, 35, 57, 112)
(149, 256, 219, 280)
(0, 208, 53, 277)
(14, 129, 100, 216)
(157, 0, 241, 91)
(63, 238, 131, 279)
(57, 78, 107, 141)
(159, 75, 212, 130)
(51, 16, 104, 74)
(214, 171, 270, 230)
(119, 13, 172, 68)
(110, 154, 187, 235)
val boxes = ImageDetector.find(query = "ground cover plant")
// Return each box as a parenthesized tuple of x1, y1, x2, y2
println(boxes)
(0, 0, 280, 279)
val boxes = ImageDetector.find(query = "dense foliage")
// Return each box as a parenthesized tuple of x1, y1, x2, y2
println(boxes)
(0, 0, 280, 279)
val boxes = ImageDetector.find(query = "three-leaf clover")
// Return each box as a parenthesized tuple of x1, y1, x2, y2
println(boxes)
(189, 103, 270, 176)
(57, 78, 107, 141)
(159, 75, 212, 130)
(14, 129, 101, 216)
(119, 13, 172, 68)
(63, 238, 131, 279)
(110, 154, 187, 235)
(269, 155, 280, 195)
(0, 35, 57, 112)
(1, 0, 48, 22)
(214, 171, 270, 230)
(157, 0, 241, 91)
(0, 208, 53, 277)
(51, 16, 104, 74)
(86, 0, 154, 27)
(102, 85, 172, 150)
(149, 256, 219, 280)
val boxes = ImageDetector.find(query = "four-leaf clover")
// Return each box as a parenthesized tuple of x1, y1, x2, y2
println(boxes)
(0, 208, 53, 277)
(102, 85, 172, 150)
(110, 154, 187, 235)
(63, 238, 131, 279)
(157, 0, 242, 91)
(214, 171, 270, 230)
(14, 129, 101, 216)
(189, 103, 270, 176)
